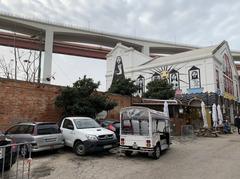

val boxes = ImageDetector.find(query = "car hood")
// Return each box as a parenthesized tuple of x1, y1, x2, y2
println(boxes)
(77, 128, 114, 136)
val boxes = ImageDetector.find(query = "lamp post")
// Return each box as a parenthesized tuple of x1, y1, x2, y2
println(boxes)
(30, 31, 43, 83)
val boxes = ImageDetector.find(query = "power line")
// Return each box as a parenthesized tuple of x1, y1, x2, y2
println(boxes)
(52, 60, 72, 82)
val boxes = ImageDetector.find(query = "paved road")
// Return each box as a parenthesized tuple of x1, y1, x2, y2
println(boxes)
(4, 133, 240, 179)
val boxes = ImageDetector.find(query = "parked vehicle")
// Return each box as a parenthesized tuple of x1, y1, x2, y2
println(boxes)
(98, 119, 120, 141)
(60, 117, 118, 156)
(5, 122, 64, 155)
(0, 134, 17, 171)
(120, 106, 171, 159)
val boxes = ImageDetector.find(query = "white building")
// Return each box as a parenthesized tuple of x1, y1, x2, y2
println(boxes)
(106, 41, 240, 123)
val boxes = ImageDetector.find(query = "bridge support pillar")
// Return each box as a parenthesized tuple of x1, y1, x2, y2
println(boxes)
(42, 30, 54, 84)
(141, 45, 150, 56)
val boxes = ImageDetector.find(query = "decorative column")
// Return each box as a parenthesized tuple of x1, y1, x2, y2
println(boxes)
(141, 45, 149, 56)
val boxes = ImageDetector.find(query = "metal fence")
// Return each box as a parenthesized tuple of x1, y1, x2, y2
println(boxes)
(181, 125, 195, 142)
(0, 143, 32, 179)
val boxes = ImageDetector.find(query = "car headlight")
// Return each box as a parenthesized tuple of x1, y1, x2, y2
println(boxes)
(113, 133, 117, 139)
(86, 135, 98, 141)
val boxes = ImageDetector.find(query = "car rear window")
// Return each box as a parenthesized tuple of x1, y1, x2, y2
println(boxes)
(6, 125, 34, 135)
(102, 121, 112, 127)
(37, 124, 61, 135)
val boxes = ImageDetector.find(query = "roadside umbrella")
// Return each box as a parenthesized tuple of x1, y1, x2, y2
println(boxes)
(201, 101, 208, 128)
(212, 104, 218, 128)
(164, 101, 169, 118)
(217, 104, 223, 126)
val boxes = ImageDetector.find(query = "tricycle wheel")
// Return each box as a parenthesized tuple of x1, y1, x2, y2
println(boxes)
(152, 144, 161, 159)
(124, 151, 133, 157)
(4, 164, 11, 171)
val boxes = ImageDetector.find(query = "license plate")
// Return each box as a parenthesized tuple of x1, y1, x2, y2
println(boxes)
(103, 145, 112, 149)
(133, 143, 138, 149)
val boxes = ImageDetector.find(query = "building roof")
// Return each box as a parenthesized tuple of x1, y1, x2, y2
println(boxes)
(142, 41, 226, 67)
(14, 122, 57, 125)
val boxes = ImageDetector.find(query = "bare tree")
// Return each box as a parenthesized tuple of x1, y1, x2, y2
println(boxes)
(0, 56, 14, 79)
(0, 48, 40, 82)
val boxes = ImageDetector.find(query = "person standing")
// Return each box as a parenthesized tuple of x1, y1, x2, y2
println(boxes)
(236, 116, 240, 134)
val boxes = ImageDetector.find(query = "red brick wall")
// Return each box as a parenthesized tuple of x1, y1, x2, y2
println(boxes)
(0, 78, 63, 130)
(0, 78, 133, 130)
(105, 93, 132, 120)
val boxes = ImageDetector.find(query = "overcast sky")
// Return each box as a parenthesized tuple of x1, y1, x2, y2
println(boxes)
(1, 0, 240, 91)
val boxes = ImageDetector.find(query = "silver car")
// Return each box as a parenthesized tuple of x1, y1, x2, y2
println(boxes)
(5, 122, 64, 155)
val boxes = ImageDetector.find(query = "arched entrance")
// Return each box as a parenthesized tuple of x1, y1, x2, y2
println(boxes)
(188, 98, 203, 129)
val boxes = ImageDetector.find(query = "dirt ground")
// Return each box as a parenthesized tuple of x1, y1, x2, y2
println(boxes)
(3, 132, 240, 179)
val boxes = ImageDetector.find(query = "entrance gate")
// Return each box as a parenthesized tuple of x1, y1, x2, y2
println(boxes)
(0, 143, 32, 179)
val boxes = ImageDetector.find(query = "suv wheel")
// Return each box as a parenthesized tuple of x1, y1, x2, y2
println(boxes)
(152, 144, 161, 159)
(74, 141, 86, 156)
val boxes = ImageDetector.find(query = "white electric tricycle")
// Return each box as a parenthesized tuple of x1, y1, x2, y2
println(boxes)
(120, 106, 171, 159)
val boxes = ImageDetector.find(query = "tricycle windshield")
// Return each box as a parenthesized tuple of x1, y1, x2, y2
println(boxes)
(121, 108, 149, 136)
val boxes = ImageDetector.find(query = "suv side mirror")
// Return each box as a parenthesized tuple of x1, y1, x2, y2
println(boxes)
(67, 125, 74, 130)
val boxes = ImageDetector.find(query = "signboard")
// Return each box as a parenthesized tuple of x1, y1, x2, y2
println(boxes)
(187, 88, 204, 94)
(224, 92, 237, 101)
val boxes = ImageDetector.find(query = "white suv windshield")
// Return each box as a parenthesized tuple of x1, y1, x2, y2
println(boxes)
(74, 118, 100, 129)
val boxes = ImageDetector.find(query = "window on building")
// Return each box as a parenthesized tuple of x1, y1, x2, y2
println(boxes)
(223, 54, 233, 95)
(137, 75, 145, 94)
(151, 72, 160, 81)
(236, 84, 239, 97)
(216, 69, 219, 89)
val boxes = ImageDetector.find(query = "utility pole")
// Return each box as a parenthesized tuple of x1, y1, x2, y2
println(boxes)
(14, 24, 17, 80)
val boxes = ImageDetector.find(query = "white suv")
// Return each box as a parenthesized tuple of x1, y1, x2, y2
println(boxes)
(60, 117, 118, 156)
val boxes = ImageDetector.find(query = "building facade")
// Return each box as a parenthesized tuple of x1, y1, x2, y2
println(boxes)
(106, 41, 240, 125)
